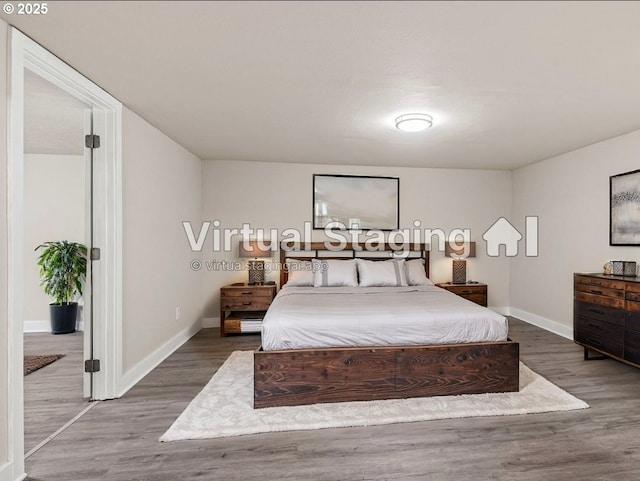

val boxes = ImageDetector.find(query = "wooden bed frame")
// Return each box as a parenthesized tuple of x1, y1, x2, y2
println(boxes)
(254, 242, 519, 409)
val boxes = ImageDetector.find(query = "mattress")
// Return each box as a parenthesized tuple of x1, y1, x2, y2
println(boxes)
(261, 285, 509, 351)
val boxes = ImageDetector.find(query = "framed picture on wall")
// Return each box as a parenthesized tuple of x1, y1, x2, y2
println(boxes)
(313, 174, 399, 230)
(610, 169, 640, 245)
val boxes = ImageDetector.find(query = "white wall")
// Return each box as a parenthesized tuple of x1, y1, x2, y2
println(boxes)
(511, 128, 640, 337)
(23, 154, 85, 330)
(201, 160, 513, 321)
(121, 107, 203, 377)
(0, 18, 10, 481)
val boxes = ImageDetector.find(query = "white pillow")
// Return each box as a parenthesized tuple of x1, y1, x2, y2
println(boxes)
(312, 259, 358, 287)
(357, 259, 408, 287)
(405, 258, 433, 286)
(285, 260, 314, 286)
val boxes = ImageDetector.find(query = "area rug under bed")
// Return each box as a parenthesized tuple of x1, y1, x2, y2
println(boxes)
(161, 350, 588, 441)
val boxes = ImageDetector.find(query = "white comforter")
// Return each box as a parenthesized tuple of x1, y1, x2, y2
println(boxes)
(261, 285, 508, 351)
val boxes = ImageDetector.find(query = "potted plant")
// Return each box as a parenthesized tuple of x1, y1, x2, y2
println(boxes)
(35, 241, 88, 334)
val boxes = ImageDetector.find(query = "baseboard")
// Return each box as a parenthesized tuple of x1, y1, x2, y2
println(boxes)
(23, 320, 50, 333)
(117, 320, 202, 397)
(22, 315, 84, 333)
(23, 319, 84, 333)
(509, 307, 573, 340)
(0, 460, 27, 481)
(488, 306, 510, 316)
(203, 317, 220, 328)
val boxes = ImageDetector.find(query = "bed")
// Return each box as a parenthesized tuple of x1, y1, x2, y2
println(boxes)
(253, 242, 519, 408)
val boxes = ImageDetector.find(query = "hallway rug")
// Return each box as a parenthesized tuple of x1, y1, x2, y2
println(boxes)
(24, 354, 65, 376)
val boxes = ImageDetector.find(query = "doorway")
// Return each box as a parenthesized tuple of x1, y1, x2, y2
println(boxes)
(22, 69, 92, 456)
(6, 27, 123, 476)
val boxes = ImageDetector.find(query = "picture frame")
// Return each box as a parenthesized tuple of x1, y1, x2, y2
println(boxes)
(313, 174, 399, 230)
(610, 168, 640, 245)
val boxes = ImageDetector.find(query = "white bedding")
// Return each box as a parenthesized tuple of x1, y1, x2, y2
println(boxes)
(261, 285, 508, 351)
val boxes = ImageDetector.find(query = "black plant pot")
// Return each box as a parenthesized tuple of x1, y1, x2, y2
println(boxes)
(50, 303, 78, 334)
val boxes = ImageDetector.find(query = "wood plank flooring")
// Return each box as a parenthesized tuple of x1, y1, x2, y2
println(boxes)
(23, 331, 88, 454)
(24, 318, 640, 481)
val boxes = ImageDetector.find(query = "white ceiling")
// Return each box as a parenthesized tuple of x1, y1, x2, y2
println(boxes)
(4, 1, 640, 170)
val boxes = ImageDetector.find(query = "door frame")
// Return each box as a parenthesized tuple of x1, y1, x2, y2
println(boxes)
(6, 27, 123, 476)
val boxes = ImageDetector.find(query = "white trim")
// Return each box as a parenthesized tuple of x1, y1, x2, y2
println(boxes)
(117, 323, 202, 397)
(0, 462, 27, 481)
(23, 307, 85, 333)
(82, 108, 93, 398)
(203, 317, 220, 328)
(488, 306, 510, 316)
(23, 320, 85, 333)
(6, 25, 26, 481)
(6, 28, 123, 481)
(9, 29, 123, 402)
(509, 307, 573, 340)
(22, 320, 49, 333)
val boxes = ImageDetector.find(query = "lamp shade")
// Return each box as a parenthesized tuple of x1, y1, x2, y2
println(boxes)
(238, 240, 272, 258)
(444, 242, 476, 259)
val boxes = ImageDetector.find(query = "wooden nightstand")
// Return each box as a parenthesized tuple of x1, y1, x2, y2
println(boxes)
(436, 282, 487, 307)
(220, 283, 277, 336)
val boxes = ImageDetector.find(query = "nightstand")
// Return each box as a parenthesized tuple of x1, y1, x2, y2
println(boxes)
(220, 283, 277, 336)
(436, 282, 487, 307)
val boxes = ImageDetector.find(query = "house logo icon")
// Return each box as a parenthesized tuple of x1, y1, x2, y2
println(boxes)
(482, 216, 538, 257)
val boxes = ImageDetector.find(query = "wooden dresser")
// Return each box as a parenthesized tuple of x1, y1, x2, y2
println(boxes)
(573, 273, 640, 367)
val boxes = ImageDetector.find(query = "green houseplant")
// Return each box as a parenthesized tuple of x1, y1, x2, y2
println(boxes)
(35, 241, 88, 334)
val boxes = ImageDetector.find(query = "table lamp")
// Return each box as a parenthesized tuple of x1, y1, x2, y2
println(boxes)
(444, 242, 476, 284)
(238, 240, 271, 285)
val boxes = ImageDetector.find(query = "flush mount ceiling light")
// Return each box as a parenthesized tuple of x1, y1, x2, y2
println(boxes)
(395, 113, 433, 132)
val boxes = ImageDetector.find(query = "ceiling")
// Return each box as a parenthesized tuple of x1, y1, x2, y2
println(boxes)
(4, 1, 640, 170)
(24, 69, 88, 155)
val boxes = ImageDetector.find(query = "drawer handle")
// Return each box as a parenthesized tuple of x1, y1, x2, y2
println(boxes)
(242, 302, 252, 306)
(590, 290, 603, 295)
(462, 290, 471, 294)
(588, 308, 605, 315)
(587, 323, 603, 331)
(241, 291, 252, 295)
(586, 338, 603, 347)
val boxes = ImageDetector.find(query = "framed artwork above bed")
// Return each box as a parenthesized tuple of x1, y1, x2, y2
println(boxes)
(313, 174, 399, 230)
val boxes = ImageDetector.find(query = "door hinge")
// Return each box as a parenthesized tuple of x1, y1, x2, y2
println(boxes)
(90, 247, 101, 261)
(84, 359, 100, 373)
(85, 134, 101, 149)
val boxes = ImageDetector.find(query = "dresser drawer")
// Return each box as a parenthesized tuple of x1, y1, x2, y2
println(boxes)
(224, 318, 241, 333)
(574, 320, 624, 357)
(574, 275, 626, 290)
(436, 283, 487, 307)
(627, 311, 640, 331)
(626, 291, 640, 302)
(221, 297, 273, 311)
(624, 329, 640, 365)
(574, 315, 624, 339)
(451, 286, 485, 295)
(575, 282, 624, 299)
(625, 283, 640, 294)
(574, 301, 626, 327)
(221, 287, 275, 298)
(463, 294, 487, 305)
(574, 291, 625, 309)
(626, 300, 640, 312)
